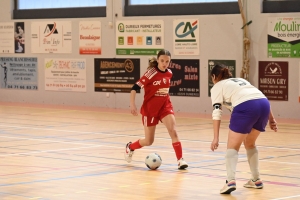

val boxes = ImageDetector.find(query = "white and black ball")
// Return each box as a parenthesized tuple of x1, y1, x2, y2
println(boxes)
(145, 153, 162, 170)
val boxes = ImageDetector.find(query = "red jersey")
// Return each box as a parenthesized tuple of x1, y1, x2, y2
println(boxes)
(136, 66, 173, 117)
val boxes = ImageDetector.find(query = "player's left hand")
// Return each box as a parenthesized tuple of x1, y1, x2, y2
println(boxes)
(211, 138, 219, 151)
(269, 119, 278, 132)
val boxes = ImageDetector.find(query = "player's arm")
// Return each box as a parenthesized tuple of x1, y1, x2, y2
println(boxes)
(211, 103, 222, 151)
(130, 84, 141, 116)
(269, 106, 278, 132)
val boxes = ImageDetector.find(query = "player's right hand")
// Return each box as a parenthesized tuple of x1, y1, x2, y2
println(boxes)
(210, 138, 219, 151)
(130, 104, 138, 116)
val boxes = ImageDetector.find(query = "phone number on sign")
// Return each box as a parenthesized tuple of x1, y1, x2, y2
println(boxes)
(179, 88, 199, 92)
(6, 85, 38, 90)
(46, 83, 86, 88)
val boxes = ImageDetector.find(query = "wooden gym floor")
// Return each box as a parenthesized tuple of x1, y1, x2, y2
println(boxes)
(0, 102, 299, 200)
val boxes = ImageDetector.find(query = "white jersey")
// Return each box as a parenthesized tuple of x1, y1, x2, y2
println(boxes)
(210, 78, 266, 112)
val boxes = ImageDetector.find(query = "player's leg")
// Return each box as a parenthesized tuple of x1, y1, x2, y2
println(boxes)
(161, 114, 188, 169)
(243, 128, 263, 189)
(243, 98, 270, 188)
(220, 130, 247, 194)
(139, 125, 156, 146)
(124, 116, 157, 163)
(221, 100, 259, 194)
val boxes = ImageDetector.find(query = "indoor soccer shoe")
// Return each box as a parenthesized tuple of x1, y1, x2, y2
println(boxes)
(124, 142, 134, 163)
(177, 158, 188, 169)
(244, 179, 263, 189)
(220, 180, 236, 194)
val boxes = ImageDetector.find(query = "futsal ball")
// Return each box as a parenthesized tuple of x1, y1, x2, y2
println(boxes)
(145, 153, 162, 170)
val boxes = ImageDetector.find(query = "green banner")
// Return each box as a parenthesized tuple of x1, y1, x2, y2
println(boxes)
(116, 49, 162, 55)
(268, 17, 300, 58)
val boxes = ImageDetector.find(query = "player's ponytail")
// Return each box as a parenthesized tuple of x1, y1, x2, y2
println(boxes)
(211, 64, 232, 82)
(147, 57, 158, 70)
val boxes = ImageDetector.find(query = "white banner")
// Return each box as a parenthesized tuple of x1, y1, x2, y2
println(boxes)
(31, 21, 72, 53)
(116, 20, 164, 55)
(45, 58, 86, 92)
(79, 21, 101, 54)
(0, 57, 38, 90)
(0, 22, 14, 54)
(173, 19, 199, 55)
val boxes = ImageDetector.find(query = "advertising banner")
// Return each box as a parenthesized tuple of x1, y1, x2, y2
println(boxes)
(95, 58, 140, 93)
(173, 19, 199, 55)
(169, 59, 199, 97)
(79, 21, 101, 54)
(116, 20, 164, 55)
(0, 22, 14, 54)
(259, 61, 288, 101)
(268, 17, 300, 58)
(0, 57, 38, 90)
(45, 58, 86, 92)
(31, 21, 72, 53)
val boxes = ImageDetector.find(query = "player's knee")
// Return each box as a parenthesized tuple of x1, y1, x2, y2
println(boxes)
(244, 140, 256, 149)
(244, 143, 256, 150)
(144, 138, 154, 146)
(225, 149, 238, 159)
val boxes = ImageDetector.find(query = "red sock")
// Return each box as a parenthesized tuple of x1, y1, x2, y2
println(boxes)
(172, 142, 182, 160)
(129, 140, 142, 150)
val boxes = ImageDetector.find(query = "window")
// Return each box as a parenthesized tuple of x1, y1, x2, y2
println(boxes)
(125, 0, 239, 16)
(263, 0, 300, 13)
(14, 0, 106, 19)
(130, 0, 237, 5)
(17, 0, 106, 9)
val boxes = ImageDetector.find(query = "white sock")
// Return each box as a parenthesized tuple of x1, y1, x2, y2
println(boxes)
(225, 149, 238, 181)
(247, 147, 260, 180)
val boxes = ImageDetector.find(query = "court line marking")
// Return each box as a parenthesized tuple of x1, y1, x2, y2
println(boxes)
(271, 194, 300, 200)
(0, 134, 300, 166)
(53, 194, 65, 196)
(75, 191, 87, 193)
(98, 188, 109, 190)
(139, 183, 150, 185)
(1, 106, 299, 198)
(0, 124, 299, 151)
(0, 145, 105, 157)
(0, 130, 299, 166)
(1, 166, 297, 190)
(260, 160, 300, 165)
(3, 104, 300, 126)
(0, 135, 102, 146)
(1, 136, 300, 167)
(0, 138, 225, 159)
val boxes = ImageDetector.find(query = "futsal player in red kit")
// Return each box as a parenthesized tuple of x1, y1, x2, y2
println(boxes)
(124, 49, 188, 169)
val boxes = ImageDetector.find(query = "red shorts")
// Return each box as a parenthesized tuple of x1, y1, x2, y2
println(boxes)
(142, 101, 174, 127)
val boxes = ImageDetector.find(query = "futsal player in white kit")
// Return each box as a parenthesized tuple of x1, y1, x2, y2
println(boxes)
(209, 64, 278, 194)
